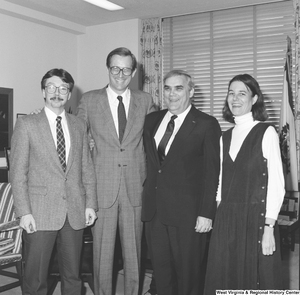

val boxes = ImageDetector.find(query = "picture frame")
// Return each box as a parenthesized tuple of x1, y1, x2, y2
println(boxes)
(16, 113, 26, 118)
(4, 147, 10, 170)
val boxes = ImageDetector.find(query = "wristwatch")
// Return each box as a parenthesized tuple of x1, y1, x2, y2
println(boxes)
(264, 223, 275, 228)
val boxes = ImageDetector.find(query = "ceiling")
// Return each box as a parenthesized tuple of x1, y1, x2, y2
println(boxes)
(0, 0, 286, 33)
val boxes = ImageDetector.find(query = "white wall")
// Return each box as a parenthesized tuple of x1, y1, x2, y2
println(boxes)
(0, 14, 78, 120)
(0, 15, 141, 120)
(77, 19, 141, 100)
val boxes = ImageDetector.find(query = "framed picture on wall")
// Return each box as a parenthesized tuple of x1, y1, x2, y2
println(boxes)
(0, 87, 13, 157)
(4, 147, 10, 170)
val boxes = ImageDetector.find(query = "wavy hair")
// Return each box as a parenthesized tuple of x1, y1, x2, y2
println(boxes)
(222, 74, 268, 123)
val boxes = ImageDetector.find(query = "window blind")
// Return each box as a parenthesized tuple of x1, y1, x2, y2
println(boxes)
(162, 1, 295, 131)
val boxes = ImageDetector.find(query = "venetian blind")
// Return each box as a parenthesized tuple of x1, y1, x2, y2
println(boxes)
(162, 1, 295, 131)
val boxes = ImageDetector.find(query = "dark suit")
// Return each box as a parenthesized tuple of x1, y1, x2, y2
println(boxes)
(142, 105, 221, 295)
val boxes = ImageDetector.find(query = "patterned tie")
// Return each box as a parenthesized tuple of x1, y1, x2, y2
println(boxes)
(117, 96, 127, 142)
(157, 115, 178, 164)
(56, 116, 66, 172)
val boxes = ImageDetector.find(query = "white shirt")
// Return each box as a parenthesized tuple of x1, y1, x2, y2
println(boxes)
(44, 107, 70, 164)
(154, 105, 191, 155)
(106, 85, 130, 137)
(216, 112, 285, 220)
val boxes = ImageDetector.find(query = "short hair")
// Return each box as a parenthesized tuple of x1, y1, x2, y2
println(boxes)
(41, 68, 74, 92)
(106, 47, 137, 72)
(163, 69, 195, 91)
(222, 74, 268, 123)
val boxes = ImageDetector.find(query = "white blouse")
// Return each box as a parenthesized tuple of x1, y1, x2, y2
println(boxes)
(216, 112, 285, 220)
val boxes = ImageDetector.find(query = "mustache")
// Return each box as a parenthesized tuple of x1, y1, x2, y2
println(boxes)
(50, 96, 64, 101)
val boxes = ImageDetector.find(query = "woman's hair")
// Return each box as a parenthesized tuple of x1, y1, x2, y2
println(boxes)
(222, 74, 268, 123)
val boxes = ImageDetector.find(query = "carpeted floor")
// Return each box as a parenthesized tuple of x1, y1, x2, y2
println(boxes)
(0, 241, 298, 294)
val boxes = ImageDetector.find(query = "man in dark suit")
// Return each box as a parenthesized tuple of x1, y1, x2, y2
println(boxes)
(142, 69, 221, 295)
(76, 47, 155, 295)
(10, 68, 98, 294)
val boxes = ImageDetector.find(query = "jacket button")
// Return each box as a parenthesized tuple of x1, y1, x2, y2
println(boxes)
(158, 170, 161, 173)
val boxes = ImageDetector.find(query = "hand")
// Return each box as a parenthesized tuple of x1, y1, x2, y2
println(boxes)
(262, 226, 276, 255)
(195, 216, 212, 233)
(30, 108, 43, 115)
(89, 138, 95, 151)
(20, 214, 37, 234)
(85, 208, 97, 226)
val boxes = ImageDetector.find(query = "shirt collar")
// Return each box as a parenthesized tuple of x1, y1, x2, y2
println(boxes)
(107, 85, 130, 104)
(44, 106, 66, 124)
(166, 104, 192, 121)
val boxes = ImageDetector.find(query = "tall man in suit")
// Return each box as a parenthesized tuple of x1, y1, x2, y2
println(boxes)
(10, 68, 98, 295)
(142, 70, 221, 295)
(76, 47, 155, 295)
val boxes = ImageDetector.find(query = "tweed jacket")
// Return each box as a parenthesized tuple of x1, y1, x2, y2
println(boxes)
(77, 87, 155, 208)
(10, 109, 98, 231)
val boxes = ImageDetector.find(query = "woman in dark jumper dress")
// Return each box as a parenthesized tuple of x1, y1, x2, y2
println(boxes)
(204, 74, 285, 293)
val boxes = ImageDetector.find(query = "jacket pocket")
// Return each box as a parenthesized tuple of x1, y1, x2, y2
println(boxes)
(28, 186, 47, 196)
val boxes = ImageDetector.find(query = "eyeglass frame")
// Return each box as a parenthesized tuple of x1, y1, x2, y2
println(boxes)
(45, 84, 70, 95)
(109, 66, 133, 76)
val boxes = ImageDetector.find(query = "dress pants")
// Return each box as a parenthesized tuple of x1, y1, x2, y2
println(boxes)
(22, 216, 84, 295)
(92, 176, 142, 295)
(145, 213, 207, 295)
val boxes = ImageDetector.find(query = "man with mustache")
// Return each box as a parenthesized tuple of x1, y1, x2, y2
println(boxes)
(10, 68, 98, 294)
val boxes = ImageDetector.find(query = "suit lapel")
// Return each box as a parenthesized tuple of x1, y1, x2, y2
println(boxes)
(38, 110, 63, 171)
(97, 88, 119, 142)
(122, 90, 138, 143)
(151, 110, 168, 166)
(162, 106, 197, 166)
(65, 113, 77, 174)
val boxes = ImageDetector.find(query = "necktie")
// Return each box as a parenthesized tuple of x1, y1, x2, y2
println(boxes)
(157, 115, 178, 164)
(56, 116, 66, 172)
(117, 96, 127, 142)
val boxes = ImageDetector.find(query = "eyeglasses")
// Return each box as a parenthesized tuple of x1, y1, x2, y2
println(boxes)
(109, 66, 133, 76)
(45, 84, 70, 95)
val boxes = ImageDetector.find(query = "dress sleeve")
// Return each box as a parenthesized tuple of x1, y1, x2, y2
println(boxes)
(216, 136, 223, 202)
(262, 126, 285, 220)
